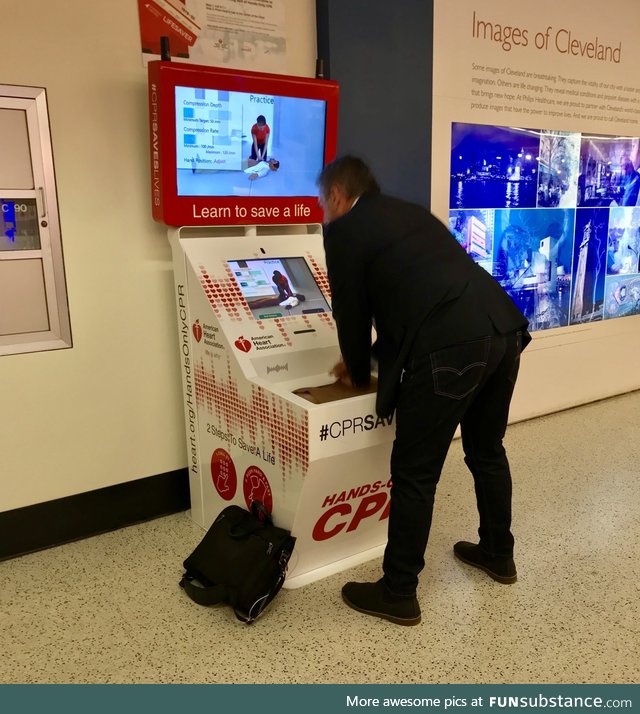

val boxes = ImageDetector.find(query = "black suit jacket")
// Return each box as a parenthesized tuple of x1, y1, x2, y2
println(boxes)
(323, 193, 530, 418)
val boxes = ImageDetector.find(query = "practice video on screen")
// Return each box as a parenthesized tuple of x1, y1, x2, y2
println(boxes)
(228, 257, 331, 321)
(449, 121, 640, 331)
(175, 86, 327, 198)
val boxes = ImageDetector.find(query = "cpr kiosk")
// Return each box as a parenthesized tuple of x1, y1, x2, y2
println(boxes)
(149, 60, 395, 586)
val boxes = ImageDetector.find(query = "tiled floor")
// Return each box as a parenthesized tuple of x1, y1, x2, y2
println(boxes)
(1, 391, 639, 684)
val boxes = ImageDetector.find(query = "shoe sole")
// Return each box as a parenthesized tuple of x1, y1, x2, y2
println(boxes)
(341, 592, 421, 626)
(453, 551, 517, 584)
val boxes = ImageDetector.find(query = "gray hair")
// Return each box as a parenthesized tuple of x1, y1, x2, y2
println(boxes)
(317, 155, 380, 199)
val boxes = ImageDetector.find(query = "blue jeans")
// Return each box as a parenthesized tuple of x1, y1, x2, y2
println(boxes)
(382, 331, 522, 595)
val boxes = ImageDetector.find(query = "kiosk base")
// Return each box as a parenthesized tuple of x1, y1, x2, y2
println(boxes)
(283, 543, 386, 589)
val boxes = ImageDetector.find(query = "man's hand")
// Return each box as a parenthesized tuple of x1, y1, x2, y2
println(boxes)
(330, 359, 353, 387)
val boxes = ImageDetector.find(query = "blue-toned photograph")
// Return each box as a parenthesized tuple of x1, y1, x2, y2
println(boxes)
(448, 209, 495, 268)
(577, 135, 640, 207)
(450, 123, 540, 209)
(603, 274, 640, 319)
(492, 208, 575, 330)
(536, 131, 581, 208)
(446, 122, 640, 330)
(607, 206, 640, 275)
(569, 208, 608, 324)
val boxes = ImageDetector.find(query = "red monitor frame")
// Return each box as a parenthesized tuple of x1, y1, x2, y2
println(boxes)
(148, 60, 339, 227)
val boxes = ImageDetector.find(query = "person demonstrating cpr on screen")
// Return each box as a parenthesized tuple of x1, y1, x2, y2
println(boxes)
(318, 156, 531, 626)
(249, 114, 270, 164)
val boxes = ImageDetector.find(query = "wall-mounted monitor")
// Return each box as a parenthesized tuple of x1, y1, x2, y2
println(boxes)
(148, 61, 339, 226)
(227, 257, 331, 321)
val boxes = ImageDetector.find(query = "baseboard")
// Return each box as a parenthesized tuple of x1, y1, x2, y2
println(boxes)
(0, 469, 190, 561)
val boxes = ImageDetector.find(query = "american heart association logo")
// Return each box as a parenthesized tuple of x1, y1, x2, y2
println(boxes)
(192, 320, 203, 342)
(234, 336, 252, 352)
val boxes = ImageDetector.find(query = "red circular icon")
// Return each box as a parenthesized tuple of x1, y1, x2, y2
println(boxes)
(210, 448, 237, 501)
(242, 466, 273, 513)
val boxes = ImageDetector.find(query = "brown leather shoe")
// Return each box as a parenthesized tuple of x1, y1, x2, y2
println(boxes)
(453, 541, 517, 584)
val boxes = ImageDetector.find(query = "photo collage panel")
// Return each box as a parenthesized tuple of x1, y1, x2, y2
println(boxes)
(449, 123, 640, 331)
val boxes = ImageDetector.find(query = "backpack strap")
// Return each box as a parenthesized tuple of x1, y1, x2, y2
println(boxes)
(227, 501, 272, 539)
(250, 500, 273, 525)
(179, 574, 227, 606)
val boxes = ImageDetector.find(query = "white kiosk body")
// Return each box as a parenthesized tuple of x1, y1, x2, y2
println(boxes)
(170, 224, 395, 588)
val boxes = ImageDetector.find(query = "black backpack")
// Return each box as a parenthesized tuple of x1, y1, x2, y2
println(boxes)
(179, 502, 296, 623)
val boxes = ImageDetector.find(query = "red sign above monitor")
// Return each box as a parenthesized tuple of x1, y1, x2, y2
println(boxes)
(148, 61, 339, 226)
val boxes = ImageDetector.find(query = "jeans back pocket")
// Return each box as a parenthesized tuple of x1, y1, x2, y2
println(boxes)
(430, 337, 491, 400)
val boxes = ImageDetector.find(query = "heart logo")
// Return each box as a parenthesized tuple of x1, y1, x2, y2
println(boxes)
(192, 320, 203, 342)
(234, 336, 252, 352)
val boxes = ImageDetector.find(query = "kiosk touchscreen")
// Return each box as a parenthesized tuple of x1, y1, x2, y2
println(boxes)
(227, 257, 332, 320)
(170, 226, 395, 587)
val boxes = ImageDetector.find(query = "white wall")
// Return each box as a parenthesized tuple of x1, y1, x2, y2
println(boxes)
(0, 0, 317, 512)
